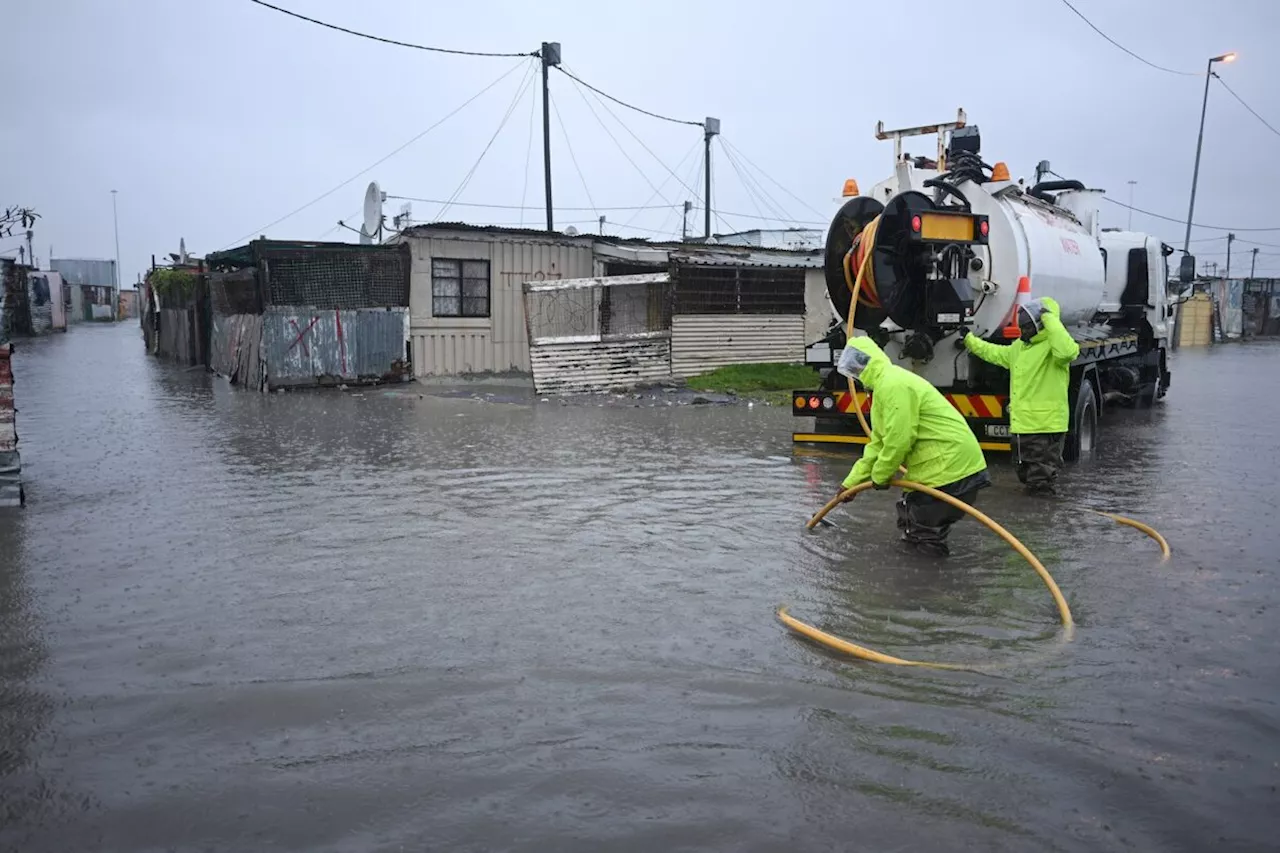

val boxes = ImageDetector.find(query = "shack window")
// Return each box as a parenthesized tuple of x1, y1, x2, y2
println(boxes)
(432, 259, 490, 317)
(673, 265, 805, 315)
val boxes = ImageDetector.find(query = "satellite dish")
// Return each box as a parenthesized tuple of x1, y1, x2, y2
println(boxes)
(564, 225, 580, 236)
(363, 182, 383, 241)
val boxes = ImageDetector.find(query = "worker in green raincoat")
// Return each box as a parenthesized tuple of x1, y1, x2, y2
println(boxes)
(964, 296, 1080, 495)
(837, 337, 990, 557)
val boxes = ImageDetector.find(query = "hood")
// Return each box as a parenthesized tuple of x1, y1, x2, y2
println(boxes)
(1020, 296, 1060, 344)
(844, 336, 890, 389)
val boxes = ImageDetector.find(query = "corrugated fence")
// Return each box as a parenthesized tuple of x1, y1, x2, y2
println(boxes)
(262, 307, 410, 389)
(670, 314, 805, 378)
(210, 314, 266, 390)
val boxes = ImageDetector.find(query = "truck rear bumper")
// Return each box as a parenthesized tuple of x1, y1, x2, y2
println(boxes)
(791, 389, 1012, 451)
(792, 431, 1012, 452)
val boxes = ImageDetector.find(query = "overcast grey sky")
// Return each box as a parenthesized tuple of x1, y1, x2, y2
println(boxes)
(5, 0, 1279, 283)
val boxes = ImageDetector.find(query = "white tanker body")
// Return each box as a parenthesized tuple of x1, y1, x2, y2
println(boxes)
(793, 111, 1173, 459)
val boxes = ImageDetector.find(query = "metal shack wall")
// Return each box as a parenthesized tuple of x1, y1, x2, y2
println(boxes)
(0, 342, 20, 507)
(407, 234, 593, 375)
(670, 314, 806, 378)
(51, 258, 117, 289)
(530, 337, 673, 394)
(262, 306, 410, 389)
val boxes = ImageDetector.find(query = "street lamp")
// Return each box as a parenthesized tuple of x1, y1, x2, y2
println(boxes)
(1180, 51, 1236, 282)
(111, 189, 121, 321)
(1127, 180, 1137, 229)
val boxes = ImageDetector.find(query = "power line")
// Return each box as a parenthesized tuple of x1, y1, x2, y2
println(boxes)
(719, 139, 774, 224)
(1215, 76, 1280, 139)
(549, 90, 600, 222)
(218, 59, 527, 249)
(416, 218, 680, 237)
(718, 138, 799, 225)
(317, 209, 361, 240)
(1101, 197, 1280, 233)
(564, 67, 736, 233)
(621, 138, 702, 229)
(436, 60, 539, 221)
(552, 66, 703, 128)
(561, 69, 676, 208)
(1058, 0, 1194, 76)
(519, 67, 539, 228)
(245, 0, 535, 58)
(388, 195, 680, 212)
(720, 137, 829, 221)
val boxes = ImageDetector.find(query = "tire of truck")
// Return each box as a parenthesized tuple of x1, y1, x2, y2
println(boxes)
(1065, 379, 1099, 463)
(1137, 346, 1166, 407)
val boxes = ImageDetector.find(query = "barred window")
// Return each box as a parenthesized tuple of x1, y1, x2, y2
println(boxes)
(673, 265, 805, 315)
(432, 259, 490, 317)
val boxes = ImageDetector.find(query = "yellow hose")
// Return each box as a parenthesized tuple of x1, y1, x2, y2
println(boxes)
(840, 217, 901, 467)
(1088, 509, 1172, 561)
(783, 479, 1074, 670)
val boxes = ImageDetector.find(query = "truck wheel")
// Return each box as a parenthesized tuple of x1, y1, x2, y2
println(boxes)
(1137, 347, 1166, 407)
(1065, 380, 1099, 462)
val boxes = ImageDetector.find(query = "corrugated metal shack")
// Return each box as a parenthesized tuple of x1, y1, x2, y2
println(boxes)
(521, 241, 826, 394)
(399, 223, 596, 376)
(0, 260, 20, 506)
(51, 258, 117, 323)
(144, 264, 209, 366)
(203, 240, 412, 391)
(398, 223, 831, 389)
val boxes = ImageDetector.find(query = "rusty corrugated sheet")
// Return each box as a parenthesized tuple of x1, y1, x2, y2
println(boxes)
(0, 343, 21, 507)
(529, 336, 672, 394)
(669, 314, 806, 378)
(211, 314, 266, 390)
(262, 306, 409, 388)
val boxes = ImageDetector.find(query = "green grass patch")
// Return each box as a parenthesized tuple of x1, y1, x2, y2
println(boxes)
(685, 362, 819, 405)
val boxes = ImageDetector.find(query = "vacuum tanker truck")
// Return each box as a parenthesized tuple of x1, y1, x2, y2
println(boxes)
(792, 110, 1173, 460)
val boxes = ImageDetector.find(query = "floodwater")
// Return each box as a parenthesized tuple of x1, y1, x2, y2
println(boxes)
(1, 324, 1277, 852)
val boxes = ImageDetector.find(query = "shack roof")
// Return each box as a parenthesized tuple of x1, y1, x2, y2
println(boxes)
(205, 239, 406, 269)
(400, 222, 821, 267)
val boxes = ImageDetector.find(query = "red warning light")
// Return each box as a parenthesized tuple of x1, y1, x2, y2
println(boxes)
(808, 396, 821, 409)
(911, 215, 922, 233)
(979, 219, 989, 237)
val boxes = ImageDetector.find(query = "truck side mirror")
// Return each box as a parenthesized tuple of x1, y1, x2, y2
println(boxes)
(1179, 254, 1196, 285)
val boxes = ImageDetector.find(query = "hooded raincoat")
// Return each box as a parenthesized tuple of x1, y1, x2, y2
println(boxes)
(841, 337, 988, 490)
(964, 296, 1080, 434)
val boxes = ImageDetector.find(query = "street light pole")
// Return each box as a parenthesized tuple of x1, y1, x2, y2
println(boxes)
(1182, 53, 1236, 261)
(1127, 180, 1137, 229)
(111, 189, 121, 320)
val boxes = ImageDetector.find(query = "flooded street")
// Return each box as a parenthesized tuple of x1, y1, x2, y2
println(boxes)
(2, 324, 1277, 852)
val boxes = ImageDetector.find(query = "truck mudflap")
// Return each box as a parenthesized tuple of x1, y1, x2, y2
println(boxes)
(791, 388, 1013, 451)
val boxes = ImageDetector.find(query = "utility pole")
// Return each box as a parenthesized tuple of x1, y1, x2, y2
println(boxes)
(703, 117, 720, 239)
(598, 215, 606, 235)
(540, 42, 561, 233)
(1225, 232, 1235, 279)
(1127, 180, 1137, 229)
(25, 230, 34, 269)
(681, 200, 692, 242)
(1250, 247, 1259, 279)
(111, 189, 122, 319)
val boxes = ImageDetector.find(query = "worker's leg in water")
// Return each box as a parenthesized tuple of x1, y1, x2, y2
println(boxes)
(895, 470, 992, 557)
(1015, 433, 1066, 494)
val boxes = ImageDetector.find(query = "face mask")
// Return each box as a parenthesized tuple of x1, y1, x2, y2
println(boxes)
(837, 346, 872, 381)
(1018, 302, 1045, 342)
